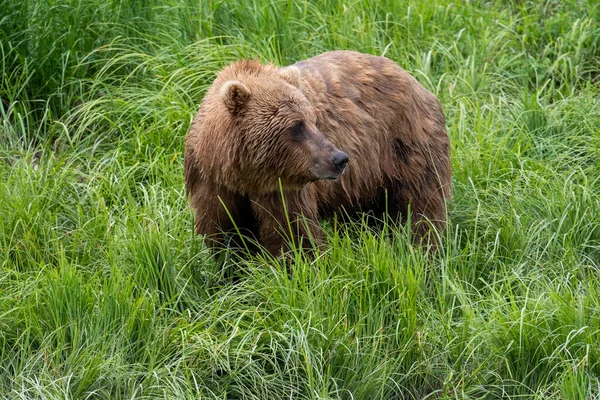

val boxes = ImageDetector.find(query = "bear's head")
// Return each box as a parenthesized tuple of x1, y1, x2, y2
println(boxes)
(191, 60, 348, 194)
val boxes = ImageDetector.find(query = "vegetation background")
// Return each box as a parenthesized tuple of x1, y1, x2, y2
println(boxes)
(1, 0, 599, 398)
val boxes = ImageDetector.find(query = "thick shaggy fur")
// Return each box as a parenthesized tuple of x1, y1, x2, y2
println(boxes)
(185, 50, 451, 256)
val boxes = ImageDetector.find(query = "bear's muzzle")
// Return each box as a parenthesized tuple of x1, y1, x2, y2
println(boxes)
(332, 151, 349, 173)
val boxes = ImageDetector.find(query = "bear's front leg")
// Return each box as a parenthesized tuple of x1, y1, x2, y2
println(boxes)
(250, 189, 323, 257)
(188, 181, 259, 253)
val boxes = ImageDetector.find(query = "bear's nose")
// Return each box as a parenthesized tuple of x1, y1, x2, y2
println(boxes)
(332, 151, 349, 171)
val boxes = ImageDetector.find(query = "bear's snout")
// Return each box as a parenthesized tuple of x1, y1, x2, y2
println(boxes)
(311, 148, 348, 181)
(332, 151, 349, 172)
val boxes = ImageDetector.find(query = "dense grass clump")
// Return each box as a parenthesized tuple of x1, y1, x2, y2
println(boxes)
(1, 0, 600, 398)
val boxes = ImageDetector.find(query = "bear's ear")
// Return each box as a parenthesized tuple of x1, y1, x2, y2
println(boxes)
(221, 80, 251, 114)
(278, 66, 301, 88)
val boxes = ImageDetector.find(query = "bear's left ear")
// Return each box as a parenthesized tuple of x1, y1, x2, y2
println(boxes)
(221, 80, 251, 115)
(278, 66, 301, 88)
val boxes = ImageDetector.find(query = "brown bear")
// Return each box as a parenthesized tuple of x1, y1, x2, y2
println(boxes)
(184, 50, 451, 256)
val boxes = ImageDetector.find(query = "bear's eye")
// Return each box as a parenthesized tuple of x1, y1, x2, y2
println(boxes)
(289, 121, 305, 139)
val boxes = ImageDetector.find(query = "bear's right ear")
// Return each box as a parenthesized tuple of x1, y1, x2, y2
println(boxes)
(221, 80, 251, 115)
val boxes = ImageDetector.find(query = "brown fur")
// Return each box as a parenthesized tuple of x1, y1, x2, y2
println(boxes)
(185, 51, 451, 256)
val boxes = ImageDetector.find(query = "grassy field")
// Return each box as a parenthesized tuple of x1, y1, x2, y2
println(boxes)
(1, 0, 600, 398)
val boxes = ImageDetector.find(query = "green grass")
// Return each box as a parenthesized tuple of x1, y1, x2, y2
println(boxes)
(1, 0, 600, 398)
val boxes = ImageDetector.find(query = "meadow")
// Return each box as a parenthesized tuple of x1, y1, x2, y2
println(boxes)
(1, 0, 599, 398)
